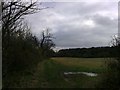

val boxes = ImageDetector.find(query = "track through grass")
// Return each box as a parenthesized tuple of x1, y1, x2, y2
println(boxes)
(36, 57, 106, 88)
(4, 57, 107, 88)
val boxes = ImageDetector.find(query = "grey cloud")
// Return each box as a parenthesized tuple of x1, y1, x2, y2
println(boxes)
(91, 15, 117, 28)
(53, 14, 117, 48)
(26, 2, 118, 49)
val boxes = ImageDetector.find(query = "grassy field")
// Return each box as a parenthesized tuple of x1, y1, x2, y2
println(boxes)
(3, 57, 107, 88)
(52, 57, 106, 73)
(38, 57, 107, 88)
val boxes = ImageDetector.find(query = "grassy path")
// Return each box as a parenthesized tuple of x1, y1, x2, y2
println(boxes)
(31, 58, 106, 88)
(3, 57, 106, 88)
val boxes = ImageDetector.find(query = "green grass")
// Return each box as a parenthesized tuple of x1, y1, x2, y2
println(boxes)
(36, 57, 106, 88)
(51, 57, 106, 73)
(3, 57, 107, 88)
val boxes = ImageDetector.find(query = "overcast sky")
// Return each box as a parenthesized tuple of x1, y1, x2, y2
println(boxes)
(26, 0, 118, 50)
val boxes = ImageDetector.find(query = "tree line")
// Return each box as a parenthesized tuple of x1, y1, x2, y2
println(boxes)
(54, 46, 118, 58)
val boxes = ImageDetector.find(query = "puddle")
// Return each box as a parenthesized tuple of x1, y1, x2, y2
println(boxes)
(64, 72, 98, 77)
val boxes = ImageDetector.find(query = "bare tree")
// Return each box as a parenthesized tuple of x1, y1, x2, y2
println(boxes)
(40, 28, 55, 57)
(1, 0, 48, 49)
(111, 35, 120, 47)
(1, 0, 49, 77)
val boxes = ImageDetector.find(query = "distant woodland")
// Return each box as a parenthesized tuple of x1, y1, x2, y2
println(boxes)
(53, 46, 118, 58)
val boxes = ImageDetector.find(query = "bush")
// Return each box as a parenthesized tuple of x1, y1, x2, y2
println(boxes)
(3, 30, 42, 76)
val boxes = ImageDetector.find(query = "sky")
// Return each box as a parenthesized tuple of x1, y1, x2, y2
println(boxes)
(25, 0, 118, 51)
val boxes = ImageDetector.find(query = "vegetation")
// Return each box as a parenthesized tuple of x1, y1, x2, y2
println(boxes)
(3, 57, 106, 88)
(54, 46, 117, 58)
(97, 36, 120, 88)
(1, 0, 120, 88)
(52, 57, 106, 73)
(2, 0, 54, 88)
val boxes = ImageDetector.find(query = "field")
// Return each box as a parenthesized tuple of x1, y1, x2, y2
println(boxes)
(3, 57, 107, 88)
(52, 57, 106, 73)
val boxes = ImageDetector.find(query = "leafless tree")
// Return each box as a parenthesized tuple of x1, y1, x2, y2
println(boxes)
(40, 28, 55, 57)
(111, 35, 120, 47)
(1, 0, 48, 49)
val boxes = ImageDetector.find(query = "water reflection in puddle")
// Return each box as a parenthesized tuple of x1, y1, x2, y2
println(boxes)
(64, 72, 98, 77)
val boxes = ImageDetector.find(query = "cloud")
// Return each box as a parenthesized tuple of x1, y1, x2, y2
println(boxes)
(26, 1, 118, 49)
